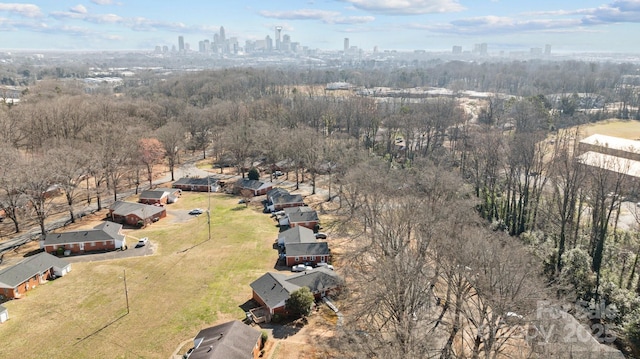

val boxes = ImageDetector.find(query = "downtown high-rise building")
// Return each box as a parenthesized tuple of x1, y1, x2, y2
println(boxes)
(178, 36, 185, 52)
(344, 38, 349, 52)
(275, 26, 282, 51)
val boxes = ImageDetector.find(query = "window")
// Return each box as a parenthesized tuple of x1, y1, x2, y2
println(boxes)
(295, 257, 299, 261)
(91, 242, 96, 247)
(302, 256, 307, 261)
(311, 256, 315, 261)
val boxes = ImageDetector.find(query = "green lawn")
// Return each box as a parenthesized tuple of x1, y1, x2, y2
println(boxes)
(581, 119, 640, 140)
(0, 193, 279, 359)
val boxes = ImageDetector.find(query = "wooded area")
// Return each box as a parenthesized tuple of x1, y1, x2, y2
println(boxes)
(1, 60, 640, 357)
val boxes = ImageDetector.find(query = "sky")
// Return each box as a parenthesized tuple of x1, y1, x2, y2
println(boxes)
(1, 0, 640, 53)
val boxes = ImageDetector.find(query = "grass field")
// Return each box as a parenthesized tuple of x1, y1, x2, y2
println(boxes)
(0, 193, 278, 359)
(580, 119, 640, 140)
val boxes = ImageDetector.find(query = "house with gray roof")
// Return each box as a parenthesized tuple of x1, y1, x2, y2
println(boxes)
(278, 206, 319, 231)
(108, 200, 166, 226)
(235, 179, 273, 196)
(284, 242, 330, 267)
(0, 252, 71, 300)
(138, 187, 181, 205)
(250, 267, 342, 317)
(189, 320, 262, 359)
(41, 221, 126, 255)
(277, 226, 316, 247)
(172, 177, 219, 192)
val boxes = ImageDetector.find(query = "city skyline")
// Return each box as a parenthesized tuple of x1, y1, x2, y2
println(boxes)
(0, 1, 640, 53)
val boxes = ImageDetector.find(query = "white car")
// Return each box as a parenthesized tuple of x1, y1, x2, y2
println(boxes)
(292, 264, 313, 272)
(136, 237, 148, 248)
(189, 208, 204, 215)
(315, 262, 334, 270)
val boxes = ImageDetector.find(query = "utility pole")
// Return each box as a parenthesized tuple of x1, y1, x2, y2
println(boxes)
(207, 176, 211, 241)
(123, 269, 130, 314)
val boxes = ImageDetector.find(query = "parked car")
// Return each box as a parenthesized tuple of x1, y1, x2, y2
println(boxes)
(316, 262, 334, 270)
(273, 170, 284, 177)
(136, 237, 148, 248)
(315, 232, 328, 239)
(292, 264, 313, 272)
(188, 208, 204, 215)
(183, 347, 194, 359)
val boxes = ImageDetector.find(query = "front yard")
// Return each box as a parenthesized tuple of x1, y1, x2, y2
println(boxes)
(0, 192, 278, 358)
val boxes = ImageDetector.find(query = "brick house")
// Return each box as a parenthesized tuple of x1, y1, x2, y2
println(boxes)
(284, 242, 330, 267)
(41, 221, 126, 255)
(278, 207, 319, 231)
(265, 188, 305, 212)
(189, 320, 262, 359)
(250, 268, 342, 317)
(172, 177, 219, 192)
(138, 188, 181, 205)
(108, 201, 166, 226)
(235, 179, 273, 196)
(0, 252, 71, 300)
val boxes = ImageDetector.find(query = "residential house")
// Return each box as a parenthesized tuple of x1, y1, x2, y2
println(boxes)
(235, 179, 273, 196)
(138, 187, 181, 205)
(0, 252, 71, 300)
(284, 242, 330, 267)
(250, 268, 342, 317)
(41, 221, 126, 255)
(266, 188, 305, 212)
(189, 320, 262, 359)
(108, 201, 166, 226)
(278, 206, 319, 231)
(0, 305, 7, 323)
(277, 226, 315, 247)
(172, 177, 219, 192)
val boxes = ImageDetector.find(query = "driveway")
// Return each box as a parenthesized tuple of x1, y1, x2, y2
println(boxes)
(62, 241, 156, 263)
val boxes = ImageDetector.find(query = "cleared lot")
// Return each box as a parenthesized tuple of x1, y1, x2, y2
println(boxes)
(0, 193, 278, 359)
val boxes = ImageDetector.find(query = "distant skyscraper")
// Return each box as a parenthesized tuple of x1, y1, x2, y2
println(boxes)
(452, 45, 462, 54)
(344, 38, 349, 52)
(178, 36, 184, 52)
(545, 44, 551, 55)
(265, 35, 273, 52)
(219, 26, 226, 42)
(480, 43, 487, 55)
(275, 26, 282, 51)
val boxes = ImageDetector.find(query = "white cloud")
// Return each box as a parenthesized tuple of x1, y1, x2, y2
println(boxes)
(70, 4, 88, 14)
(0, 3, 43, 18)
(91, 0, 114, 5)
(340, 0, 465, 15)
(259, 9, 340, 21)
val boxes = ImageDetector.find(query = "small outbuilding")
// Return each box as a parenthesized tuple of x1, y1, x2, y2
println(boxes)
(0, 305, 8, 323)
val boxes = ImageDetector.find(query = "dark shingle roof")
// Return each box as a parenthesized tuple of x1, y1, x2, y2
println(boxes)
(287, 208, 319, 224)
(109, 201, 165, 218)
(0, 252, 70, 289)
(266, 187, 289, 200)
(278, 226, 316, 245)
(44, 221, 124, 246)
(236, 179, 272, 191)
(173, 177, 218, 187)
(285, 268, 342, 292)
(250, 268, 342, 311)
(272, 194, 304, 206)
(285, 242, 330, 257)
(190, 320, 261, 359)
(250, 272, 298, 311)
(139, 189, 168, 200)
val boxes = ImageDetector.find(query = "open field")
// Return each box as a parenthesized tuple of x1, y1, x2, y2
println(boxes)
(0, 192, 279, 359)
(580, 119, 640, 140)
